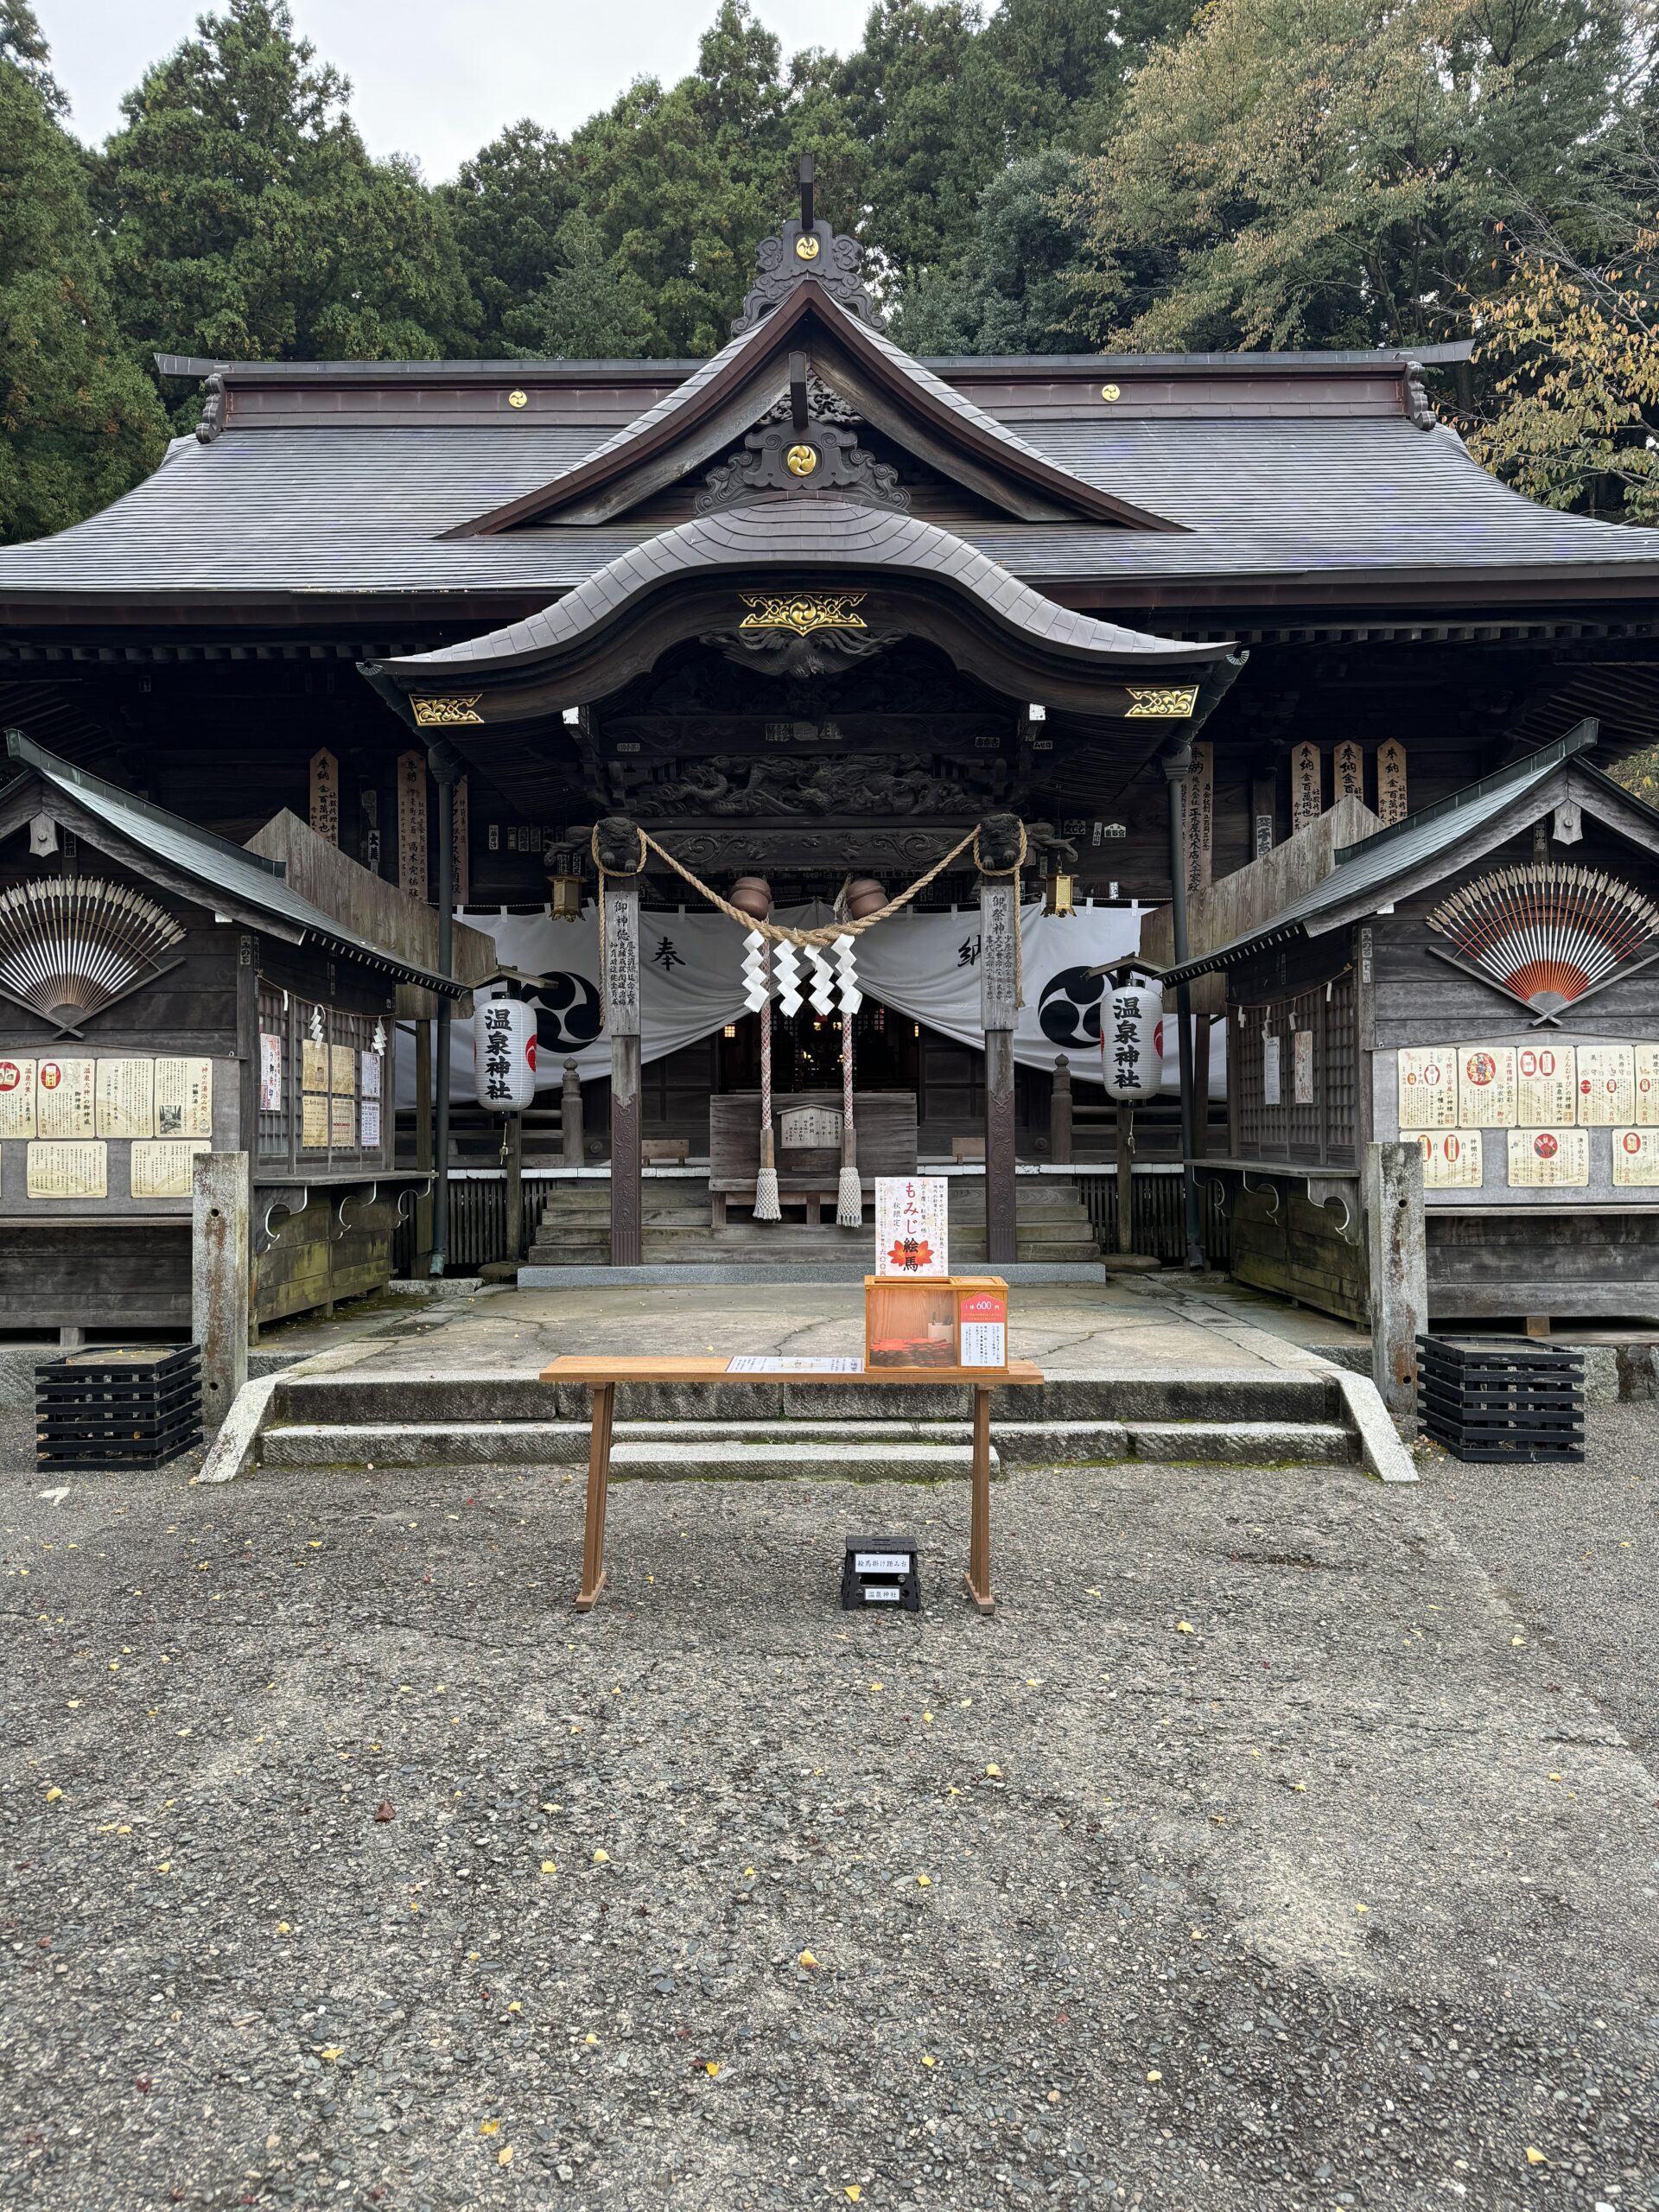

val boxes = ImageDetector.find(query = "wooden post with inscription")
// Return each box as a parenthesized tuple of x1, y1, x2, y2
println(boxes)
(396, 751, 428, 901)
(562, 1059, 585, 1168)
(1364, 1139, 1426, 1429)
(977, 817, 1021, 1268)
(599, 818, 643, 1268)
(192, 1149, 250, 1431)
(308, 749, 340, 846)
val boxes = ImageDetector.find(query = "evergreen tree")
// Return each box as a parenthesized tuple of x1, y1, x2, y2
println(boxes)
(506, 209, 657, 358)
(1072, 0, 1646, 355)
(893, 149, 1094, 353)
(0, 3, 167, 544)
(97, 0, 474, 398)
(442, 120, 575, 357)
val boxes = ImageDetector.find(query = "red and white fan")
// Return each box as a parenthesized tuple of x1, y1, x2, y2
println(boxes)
(1427, 863, 1659, 1014)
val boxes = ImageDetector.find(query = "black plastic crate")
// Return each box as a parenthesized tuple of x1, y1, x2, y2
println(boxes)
(1417, 1334, 1586, 1463)
(35, 1345, 202, 1471)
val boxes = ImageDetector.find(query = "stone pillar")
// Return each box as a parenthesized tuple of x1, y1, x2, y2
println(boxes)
(603, 866, 643, 1268)
(978, 859, 1020, 1268)
(193, 1150, 250, 1431)
(1364, 1140, 1427, 1430)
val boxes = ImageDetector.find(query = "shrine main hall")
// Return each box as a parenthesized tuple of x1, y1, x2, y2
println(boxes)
(3, 168, 1659, 1313)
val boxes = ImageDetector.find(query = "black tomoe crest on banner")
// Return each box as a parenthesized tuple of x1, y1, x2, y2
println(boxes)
(1038, 965, 1107, 1048)
(512, 972, 602, 1054)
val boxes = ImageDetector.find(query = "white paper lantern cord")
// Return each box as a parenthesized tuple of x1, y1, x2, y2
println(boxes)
(806, 948, 836, 1018)
(772, 941, 803, 1017)
(740, 927, 772, 1014)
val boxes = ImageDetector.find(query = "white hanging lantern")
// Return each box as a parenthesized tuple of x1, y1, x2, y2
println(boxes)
(474, 993, 537, 1112)
(1101, 978, 1164, 1102)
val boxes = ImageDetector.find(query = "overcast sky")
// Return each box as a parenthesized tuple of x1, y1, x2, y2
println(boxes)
(37, 0, 876, 181)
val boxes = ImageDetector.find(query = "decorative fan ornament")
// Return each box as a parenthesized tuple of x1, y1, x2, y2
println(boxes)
(0, 877, 185, 1027)
(1427, 864, 1659, 1014)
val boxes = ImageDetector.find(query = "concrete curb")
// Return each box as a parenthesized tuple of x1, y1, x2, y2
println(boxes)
(515, 1262, 1109, 1287)
(1333, 1370, 1419, 1484)
(196, 1343, 384, 1485)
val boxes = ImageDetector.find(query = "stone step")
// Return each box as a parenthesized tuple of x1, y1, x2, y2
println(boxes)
(255, 1413, 1355, 1472)
(270, 1370, 1344, 1427)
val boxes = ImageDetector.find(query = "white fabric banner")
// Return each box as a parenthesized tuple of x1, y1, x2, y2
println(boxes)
(408, 899, 1221, 1103)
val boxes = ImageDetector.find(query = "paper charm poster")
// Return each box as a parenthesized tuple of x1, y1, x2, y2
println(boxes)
(874, 1177, 950, 1278)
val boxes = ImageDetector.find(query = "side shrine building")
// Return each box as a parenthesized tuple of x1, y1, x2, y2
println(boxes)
(3, 168, 1659, 1324)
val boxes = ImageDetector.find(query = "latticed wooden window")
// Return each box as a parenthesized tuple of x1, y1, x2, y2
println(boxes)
(1288, 988, 1321, 1160)
(291, 998, 390, 1169)
(1325, 970, 1357, 1162)
(256, 982, 292, 1166)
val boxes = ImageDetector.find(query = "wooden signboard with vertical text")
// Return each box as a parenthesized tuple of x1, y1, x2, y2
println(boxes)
(397, 752, 428, 902)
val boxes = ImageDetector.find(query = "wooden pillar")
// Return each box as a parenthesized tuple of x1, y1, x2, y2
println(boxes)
(1193, 1016, 1213, 1160)
(1050, 1054, 1073, 1165)
(1116, 1103, 1135, 1255)
(1364, 1140, 1427, 1430)
(503, 1110, 524, 1262)
(413, 1019, 434, 1273)
(1162, 737, 1205, 1272)
(562, 1059, 585, 1167)
(605, 871, 643, 1267)
(978, 869, 1019, 1268)
(193, 1150, 250, 1432)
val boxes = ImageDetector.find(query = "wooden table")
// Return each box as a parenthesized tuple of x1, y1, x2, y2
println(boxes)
(539, 1356, 1045, 1617)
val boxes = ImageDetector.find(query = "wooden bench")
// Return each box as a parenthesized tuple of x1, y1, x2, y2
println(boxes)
(708, 1090, 918, 1224)
(540, 1353, 1045, 1617)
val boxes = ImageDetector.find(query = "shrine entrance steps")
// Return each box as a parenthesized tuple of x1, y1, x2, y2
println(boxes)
(251, 1369, 1362, 1479)
(523, 1174, 1099, 1272)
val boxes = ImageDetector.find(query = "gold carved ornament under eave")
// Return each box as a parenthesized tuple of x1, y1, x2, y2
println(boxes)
(1124, 685, 1199, 719)
(737, 590, 868, 638)
(410, 694, 485, 728)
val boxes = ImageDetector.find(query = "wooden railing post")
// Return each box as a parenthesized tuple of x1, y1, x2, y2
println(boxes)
(562, 1059, 584, 1167)
(193, 1150, 250, 1432)
(1050, 1055, 1073, 1164)
(1364, 1139, 1427, 1430)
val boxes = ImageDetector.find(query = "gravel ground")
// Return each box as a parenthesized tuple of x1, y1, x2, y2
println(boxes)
(1420, 1406, 1659, 1759)
(3, 1416, 1657, 2212)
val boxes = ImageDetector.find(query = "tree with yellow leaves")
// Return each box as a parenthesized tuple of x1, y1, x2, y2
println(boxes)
(1466, 156, 1659, 524)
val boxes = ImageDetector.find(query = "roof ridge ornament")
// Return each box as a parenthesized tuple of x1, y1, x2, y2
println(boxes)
(732, 156, 880, 335)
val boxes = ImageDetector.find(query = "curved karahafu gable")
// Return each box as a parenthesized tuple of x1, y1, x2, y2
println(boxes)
(362, 495, 1234, 734)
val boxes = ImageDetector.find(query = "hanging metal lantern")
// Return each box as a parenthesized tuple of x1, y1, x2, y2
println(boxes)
(1042, 867, 1076, 918)
(474, 992, 537, 1111)
(1102, 977, 1164, 1102)
(545, 845, 584, 922)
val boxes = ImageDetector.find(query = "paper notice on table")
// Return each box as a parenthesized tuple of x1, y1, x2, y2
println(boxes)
(95, 1057, 154, 1139)
(329, 1096, 356, 1148)
(1397, 1046, 1457, 1129)
(359, 1097, 381, 1148)
(301, 1093, 329, 1149)
(1578, 1043, 1635, 1125)
(1457, 1046, 1516, 1128)
(874, 1176, 949, 1277)
(360, 1050, 382, 1101)
(259, 1033, 283, 1113)
(130, 1139, 209, 1199)
(1507, 1127, 1589, 1186)
(1417, 1129, 1483, 1188)
(27, 1139, 105, 1198)
(35, 1057, 96, 1138)
(156, 1058, 213, 1138)
(726, 1355, 865, 1374)
(1516, 1043, 1576, 1126)
(330, 1044, 357, 1096)
(1613, 1128, 1659, 1185)
(1636, 1045, 1659, 1127)
(1262, 1033, 1281, 1107)
(0, 1057, 36, 1139)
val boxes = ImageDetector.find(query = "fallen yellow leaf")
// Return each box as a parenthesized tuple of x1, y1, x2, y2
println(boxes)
(917, 1872, 931, 1887)
(43, 1786, 62, 1802)
(799, 1949, 821, 1969)
(705, 2060, 720, 2076)
(583, 2033, 599, 2046)
(1355, 1903, 1370, 1915)
(156, 1860, 172, 1873)
(319, 2046, 343, 2063)
(920, 2054, 936, 2067)
(593, 1848, 610, 1864)
(498, 2145, 513, 2166)
(1525, 2147, 1546, 2165)
(1146, 2069, 1162, 2083)
(1176, 1621, 1194, 1635)
(276, 1921, 290, 1935)
(985, 1763, 1001, 1778)
(506, 2000, 521, 2013)
(845, 2191, 861, 2204)
(540, 1860, 557, 1875)
(922, 1711, 934, 1724)
(480, 2120, 500, 2136)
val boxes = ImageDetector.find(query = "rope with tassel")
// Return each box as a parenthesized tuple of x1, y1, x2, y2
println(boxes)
(754, 939, 781, 1221)
(837, 995, 861, 1229)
